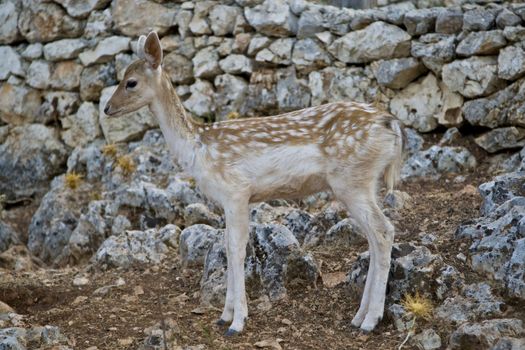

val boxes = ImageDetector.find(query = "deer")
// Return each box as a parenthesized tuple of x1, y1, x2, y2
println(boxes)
(104, 31, 405, 336)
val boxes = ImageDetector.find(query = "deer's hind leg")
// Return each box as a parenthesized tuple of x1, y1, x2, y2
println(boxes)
(330, 177, 394, 332)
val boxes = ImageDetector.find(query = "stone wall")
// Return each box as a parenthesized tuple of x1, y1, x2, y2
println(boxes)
(1, 0, 525, 199)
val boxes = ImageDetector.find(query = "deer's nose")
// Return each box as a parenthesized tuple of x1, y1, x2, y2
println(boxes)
(104, 104, 111, 115)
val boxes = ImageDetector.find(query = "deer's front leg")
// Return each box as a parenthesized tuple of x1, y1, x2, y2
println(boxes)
(223, 199, 249, 336)
(218, 228, 234, 325)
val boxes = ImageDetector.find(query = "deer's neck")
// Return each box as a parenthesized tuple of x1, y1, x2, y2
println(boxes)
(149, 73, 202, 173)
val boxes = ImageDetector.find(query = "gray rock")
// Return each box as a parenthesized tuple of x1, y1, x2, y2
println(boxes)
(442, 56, 507, 98)
(244, 0, 298, 37)
(99, 86, 158, 144)
(348, 243, 441, 302)
(456, 30, 507, 57)
(214, 74, 248, 120)
(390, 74, 463, 132)
(498, 44, 525, 81)
(405, 128, 424, 156)
(26, 60, 52, 89)
(255, 38, 295, 65)
(163, 52, 194, 85)
(0, 221, 20, 254)
(79, 36, 130, 66)
(192, 47, 222, 79)
(325, 218, 366, 245)
(449, 319, 524, 350)
(219, 54, 253, 75)
(439, 127, 462, 146)
(201, 223, 320, 304)
(0, 46, 24, 80)
(413, 329, 441, 350)
(463, 8, 496, 31)
(401, 145, 477, 180)
(183, 203, 222, 228)
(373, 57, 427, 90)
(291, 38, 331, 73)
(411, 33, 456, 75)
(40, 91, 80, 123)
(320, 6, 351, 35)
(80, 63, 117, 101)
(462, 77, 525, 128)
(0, 125, 68, 201)
(209, 5, 242, 36)
(302, 203, 346, 247)
(0, 83, 42, 126)
(183, 79, 215, 117)
(328, 21, 411, 64)
(180, 224, 222, 267)
(475, 127, 525, 153)
(247, 35, 272, 56)
(492, 337, 525, 350)
(53, 0, 110, 18)
(94, 225, 180, 269)
(188, 1, 214, 35)
(404, 8, 442, 36)
(61, 102, 101, 148)
(436, 8, 463, 34)
(84, 9, 112, 39)
(18, 2, 84, 43)
(175, 10, 193, 39)
(308, 66, 378, 106)
(49, 61, 83, 91)
(21, 43, 43, 59)
(504, 26, 525, 42)
(276, 67, 310, 112)
(496, 9, 522, 28)
(282, 209, 313, 244)
(43, 38, 88, 61)
(112, 0, 176, 36)
(297, 8, 324, 38)
(0, 1, 21, 44)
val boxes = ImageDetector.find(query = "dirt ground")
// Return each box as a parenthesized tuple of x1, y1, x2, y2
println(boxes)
(1, 152, 524, 350)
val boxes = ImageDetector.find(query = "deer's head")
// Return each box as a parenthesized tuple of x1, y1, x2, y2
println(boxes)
(104, 31, 163, 117)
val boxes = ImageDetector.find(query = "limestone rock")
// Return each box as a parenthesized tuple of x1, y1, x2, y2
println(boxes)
(449, 319, 524, 349)
(255, 38, 295, 65)
(79, 36, 130, 66)
(95, 225, 180, 269)
(291, 38, 331, 73)
(192, 47, 222, 79)
(496, 8, 522, 29)
(53, 0, 111, 19)
(18, 2, 84, 43)
(84, 9, 112, 39)
(50, 61, 83, 91)
(214, 73, 248, 120)
(442, 56, 507, 98)
(498, 44, 525, 81)
(504, 26, 525, 42)
(183, 203, 222, 228)
(390, 74, 463, 132)
(209, 5, 242, 36)
(43, 38, 88, 61)
(26, 60, 52, 89)
(21, 43, 43, 59)
(373, 57, 427, 90)
(411, 33, 455, 75)
(297, 8, 324, 38)
(456, 30, 507, 57)
(0, 221, 20, 254)
(244, 0, 299, 37)
(403, 8, 442, 36)
(0, 1, 21, 44)
(219, 54, 253, 75)
(475, 127, 525, 153)
(183, 79, 215, 117)
(0, 46, 24, 80)
(180, 224, 222, 267)
(112, 0, 177, 36)
(328, 22, 411, 64)
(99, 86, 158, 144)
(462, 77, 525, 128)
(463, 8, 496, 31)
(276, 67, 310, 112)
(401, 145, 477, 180)
(61, 102, 101, 148)
(435, 8, 463, 34)
(163, 53, 194, 85)
(80, 63, 117, 101)
(188, 1, 214, 35)
(0, 83, 42, 125)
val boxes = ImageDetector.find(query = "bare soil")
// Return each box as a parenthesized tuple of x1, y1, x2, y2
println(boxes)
(1, 155, 524, 350)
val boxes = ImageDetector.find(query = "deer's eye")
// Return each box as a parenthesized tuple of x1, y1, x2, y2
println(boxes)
(126, 79, 137, 89)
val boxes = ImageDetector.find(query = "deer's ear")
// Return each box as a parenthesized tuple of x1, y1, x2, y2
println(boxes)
(137, 35, 147, 59)
(144, 31, 162, 69)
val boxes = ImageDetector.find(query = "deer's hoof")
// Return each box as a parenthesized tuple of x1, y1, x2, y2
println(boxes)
(216, 319, 228, 327)
(224, 328, 239, 337)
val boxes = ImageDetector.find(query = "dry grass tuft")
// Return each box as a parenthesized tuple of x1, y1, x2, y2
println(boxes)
(116, 155, 136, 176)
(102, 144, 118, 158)
(225, 111, 240, 120)
(401, 292, 433, 320)
(64, 172, 83, 190)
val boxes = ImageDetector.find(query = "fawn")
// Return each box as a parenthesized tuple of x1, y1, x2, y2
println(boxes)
(105, 32, 405, 335)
